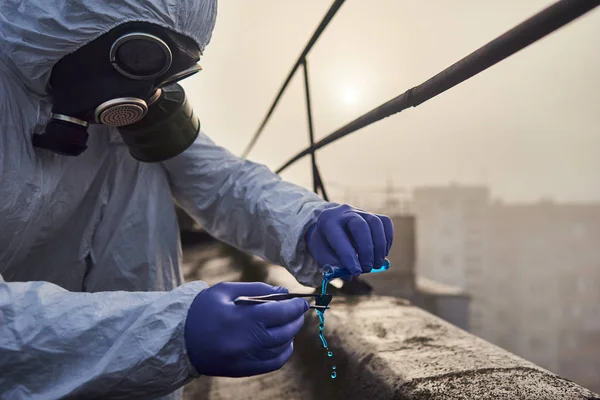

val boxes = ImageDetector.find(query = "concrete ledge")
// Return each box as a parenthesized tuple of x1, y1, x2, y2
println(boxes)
(265, 265, 599, 400)
(291, 296, 598, 399)
(183, 248, 599, 399)
(183, 356, 312, 399)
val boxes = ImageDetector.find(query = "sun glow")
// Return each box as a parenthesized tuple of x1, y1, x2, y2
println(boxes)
(341, 87, 359, 105)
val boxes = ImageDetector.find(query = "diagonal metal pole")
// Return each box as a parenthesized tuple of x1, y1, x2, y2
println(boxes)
(302, 58, 319, 194)
(276, 0, 600, 174)
(241, 0, 346, 159)
(302, 58, 329, 201)
(316, 168, 330, 201)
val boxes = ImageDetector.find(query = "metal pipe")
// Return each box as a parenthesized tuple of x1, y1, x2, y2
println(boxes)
(276, 0, 600, 174)
(302, 59, 330, 200)
(303, 59, 319, 194)
(241, 0, 347, 158)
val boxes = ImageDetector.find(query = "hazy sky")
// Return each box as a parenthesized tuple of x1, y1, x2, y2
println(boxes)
(181, 1, 600, 203)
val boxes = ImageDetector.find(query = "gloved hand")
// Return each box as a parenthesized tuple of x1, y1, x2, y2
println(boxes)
(307, 204, 394, 276)
(184, 282, 309, 377)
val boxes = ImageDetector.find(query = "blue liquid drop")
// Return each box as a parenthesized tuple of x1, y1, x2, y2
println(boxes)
(331, 371, 337, 379)
(332, 366, 336, 370)
(327, 351, 333, 357)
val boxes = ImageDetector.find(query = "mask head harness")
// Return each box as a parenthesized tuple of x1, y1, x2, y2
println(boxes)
(33, 22, 202, 162)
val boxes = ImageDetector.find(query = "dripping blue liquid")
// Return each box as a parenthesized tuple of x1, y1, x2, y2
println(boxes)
(317, 270, 336, 379)
(317, 259, 390, 380)
(317, 310, 328, 348)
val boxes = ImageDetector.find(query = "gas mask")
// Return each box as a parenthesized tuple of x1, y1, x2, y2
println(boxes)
(33, 22, 202, 162)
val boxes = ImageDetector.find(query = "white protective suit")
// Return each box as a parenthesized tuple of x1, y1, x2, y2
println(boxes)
(0, 1, 333, 398)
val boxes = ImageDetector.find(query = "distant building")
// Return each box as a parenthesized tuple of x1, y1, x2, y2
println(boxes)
(360, 215, 416, 299)
(413, 276, 470, 331)
(361, 213, 471, 333)
(412, 185, 600, 393)
(412, 185, 489, 334)
(487, 201, 600, 391)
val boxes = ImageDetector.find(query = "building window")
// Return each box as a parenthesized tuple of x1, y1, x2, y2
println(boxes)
(576, 277, 587, 294)
(440, 226, 453, 237)
(528, 337, 546, 353)
(465, 256, 482, 265)
(439, 199, 453, 210)
(466, 228, 482, 237)
(441, 255, 453, 266)
(464, 240, 482, 249)
(571, 223, 587, 240)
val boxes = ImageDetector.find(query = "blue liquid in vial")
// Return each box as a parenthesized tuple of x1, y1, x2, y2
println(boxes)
(322, 259, 390, 280)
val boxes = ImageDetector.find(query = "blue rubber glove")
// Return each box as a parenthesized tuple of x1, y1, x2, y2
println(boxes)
(307, 204, 394, 276)
(184, 282, 309, 377)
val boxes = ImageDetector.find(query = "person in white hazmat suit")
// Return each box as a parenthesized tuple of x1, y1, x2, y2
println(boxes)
(0, 1, 394, 399)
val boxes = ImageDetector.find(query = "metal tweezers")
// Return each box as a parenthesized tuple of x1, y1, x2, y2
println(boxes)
(234, 293, 332, 310)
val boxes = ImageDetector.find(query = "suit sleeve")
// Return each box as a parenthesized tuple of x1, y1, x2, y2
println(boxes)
(0, 275, 207, 399)
(162, 131, 336, 287)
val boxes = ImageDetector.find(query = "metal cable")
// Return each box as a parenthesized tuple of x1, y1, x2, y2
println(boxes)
(241, 0, 347, 158)
(276, 0, 600, 174)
